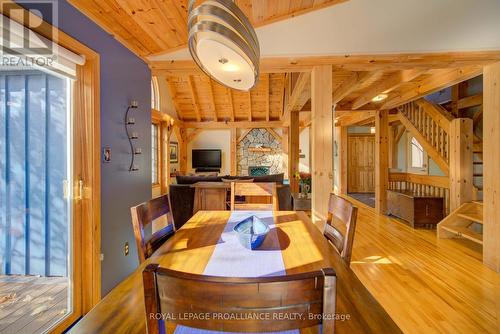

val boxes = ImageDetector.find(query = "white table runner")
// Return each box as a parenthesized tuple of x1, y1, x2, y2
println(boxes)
(174, 211, 299, 334)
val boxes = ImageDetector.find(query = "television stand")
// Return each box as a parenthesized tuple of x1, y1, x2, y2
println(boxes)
(195, 167, 220, 173)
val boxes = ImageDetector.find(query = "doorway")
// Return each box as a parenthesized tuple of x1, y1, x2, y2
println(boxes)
(348, 134, 375, 207)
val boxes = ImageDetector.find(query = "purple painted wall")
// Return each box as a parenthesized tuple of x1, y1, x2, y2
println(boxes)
(22, 0, 152, 294)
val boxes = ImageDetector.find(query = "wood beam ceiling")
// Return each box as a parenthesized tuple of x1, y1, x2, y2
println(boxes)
(182, 121, 283, 129)
(68, 0, 348, 59)
(187, 75, 202, 122)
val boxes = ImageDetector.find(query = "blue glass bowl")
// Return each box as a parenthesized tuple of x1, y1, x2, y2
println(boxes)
(233, 216, 270, 250)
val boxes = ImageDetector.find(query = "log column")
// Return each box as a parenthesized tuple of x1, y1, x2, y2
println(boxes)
(311, 65, 333, 225)
(375, 110, 389, 214)
(483, 62, 500, 272)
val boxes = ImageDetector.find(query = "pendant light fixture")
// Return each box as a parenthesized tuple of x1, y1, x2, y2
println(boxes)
(188, 0, 260, 91)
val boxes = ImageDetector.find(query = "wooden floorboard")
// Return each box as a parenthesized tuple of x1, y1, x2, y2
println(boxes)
(0, 276, 68, 334)
(345, 196, 500, 334)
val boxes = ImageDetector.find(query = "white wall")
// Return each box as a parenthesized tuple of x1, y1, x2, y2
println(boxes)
(299, 127, 310, 173)
(187, 130, 231, 175)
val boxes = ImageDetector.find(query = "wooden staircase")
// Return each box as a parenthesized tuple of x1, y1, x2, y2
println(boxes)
(437, 201, 483, 245)
(398, 99, 452, 175)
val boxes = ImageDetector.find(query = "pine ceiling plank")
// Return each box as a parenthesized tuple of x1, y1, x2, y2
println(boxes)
(265, 74, 270, 121)
(247, 91, 252, 121)
(227, 88, 235, 122)
(165, 77, 184, 120)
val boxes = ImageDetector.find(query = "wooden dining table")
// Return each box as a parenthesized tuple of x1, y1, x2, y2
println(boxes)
(69, 211, 401, 333)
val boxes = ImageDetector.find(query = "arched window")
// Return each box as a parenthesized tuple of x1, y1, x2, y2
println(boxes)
(151, 76, 160, 111)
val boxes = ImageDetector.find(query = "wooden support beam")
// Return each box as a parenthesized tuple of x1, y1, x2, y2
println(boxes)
(151, 51, 500, 75)
(207, 79, 218, 121)
(283, 72, 311, 125)
(375, 110, 389, 214)
(311, 65, 333, 225)
(351, 69, 425, 110)
(237, 128, 252, 143)
(164, 125, 173, 193)
(181, 120, 283, 129)
(247, 91, 252, 121)
(227, 88, 235, 121)
(266, 127, 282, 142)
(289, 110, 300, 193)
(382, 66, 482, 110)
(458, 93, 483, 110)
(449, 118, 473, 211)
(339, 126, 348, 195)
(483, 62, 500, 272)
(187, 75, 202, 122)
(393, 125, 405, 168)
(333, 71, 381, 105)
(265, 74, 270, 121)
(451, 84, 460, 117)
(230, 128, 237, 175)
(186, 128, 203, 143)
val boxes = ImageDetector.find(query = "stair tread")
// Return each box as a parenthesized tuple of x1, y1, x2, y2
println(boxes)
(456, 202, 483, 223)
(441, 226, 483, 244)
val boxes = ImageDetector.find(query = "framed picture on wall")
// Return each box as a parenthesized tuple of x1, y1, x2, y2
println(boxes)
(169, 142, 179, 163)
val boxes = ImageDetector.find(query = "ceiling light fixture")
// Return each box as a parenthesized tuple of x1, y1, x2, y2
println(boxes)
(188, 0, 260, 91)
(372, 93, 388, 102)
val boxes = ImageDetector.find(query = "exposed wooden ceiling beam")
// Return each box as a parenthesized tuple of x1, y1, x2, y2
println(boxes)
(283, 72, 311, 125)
(266, 128, 282, 142)
(207, 79, 218, 121)
(333, 71, 381, 105)
(382, 66, 482, 110)
(458, 93, 483, 109)
(182, 121, 283, 129)
(150, 51, 500, 75)
(351, 69, 426, 110)
(187, 76, 202, 122)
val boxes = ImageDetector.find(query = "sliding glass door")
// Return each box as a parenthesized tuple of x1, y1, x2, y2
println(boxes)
(0, 69, 73, 333)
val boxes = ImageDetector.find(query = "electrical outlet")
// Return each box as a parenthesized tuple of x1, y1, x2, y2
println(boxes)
(124, 242, 129, 256)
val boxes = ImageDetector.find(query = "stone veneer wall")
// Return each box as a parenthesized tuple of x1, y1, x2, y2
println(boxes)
(237, 129, 283, 176)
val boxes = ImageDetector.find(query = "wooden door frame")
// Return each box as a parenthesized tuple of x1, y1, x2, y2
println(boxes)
(347, 133, 375, 193)
(1, 2, 101, 332)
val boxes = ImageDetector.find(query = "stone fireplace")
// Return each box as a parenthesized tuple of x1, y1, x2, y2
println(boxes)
(237, 129, 283, 176)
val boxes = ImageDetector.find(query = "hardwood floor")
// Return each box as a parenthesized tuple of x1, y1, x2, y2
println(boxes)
(345, 197, 500, 334)
(0, 275, 68, 334)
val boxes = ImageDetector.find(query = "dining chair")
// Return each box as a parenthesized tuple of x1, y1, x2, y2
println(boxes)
(324, 193, 358, 265)
(130, 194, 175, 264)
(230, 182, 278, 211)
(143, 264, 336, 333)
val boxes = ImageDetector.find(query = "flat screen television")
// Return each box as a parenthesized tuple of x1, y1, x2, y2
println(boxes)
(192, 149, 222, 169)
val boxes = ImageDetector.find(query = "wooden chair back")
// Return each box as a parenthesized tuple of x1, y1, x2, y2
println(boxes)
(143, 264, 336, 333)
(230, 182, 278, 211)
(324, 194, 358, 265)
(130, 194, 175, 264)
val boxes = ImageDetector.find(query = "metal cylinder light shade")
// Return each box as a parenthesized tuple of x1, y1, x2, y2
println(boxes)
(188, 0, 260, 91)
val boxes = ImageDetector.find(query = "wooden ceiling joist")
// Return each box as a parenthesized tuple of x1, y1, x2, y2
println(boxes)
(457, 93, 483, 109)
(165, 77, 183, 120)
(351, 69, 426, 110)
(227, 88, 235, 122)
(336, 110, 377, 127)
